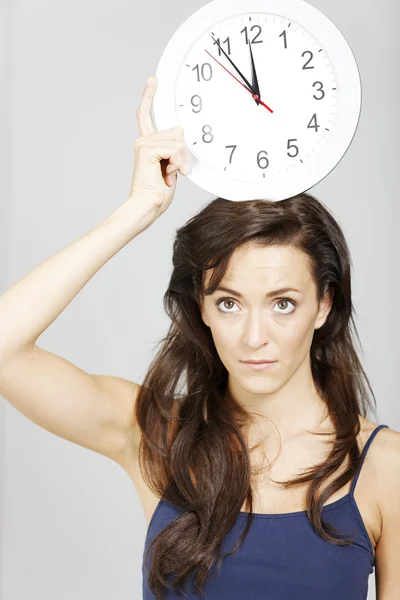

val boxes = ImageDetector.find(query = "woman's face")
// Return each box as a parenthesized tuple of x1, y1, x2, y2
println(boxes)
(199, 243, 332, 395)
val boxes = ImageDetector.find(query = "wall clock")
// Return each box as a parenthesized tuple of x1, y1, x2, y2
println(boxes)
(152, 0, 361, 201)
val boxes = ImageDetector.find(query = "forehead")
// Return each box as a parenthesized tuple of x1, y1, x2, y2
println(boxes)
(202, 244, 313, 291)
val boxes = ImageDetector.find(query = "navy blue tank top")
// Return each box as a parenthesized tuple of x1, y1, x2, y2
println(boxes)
(143, 424, 388, 599)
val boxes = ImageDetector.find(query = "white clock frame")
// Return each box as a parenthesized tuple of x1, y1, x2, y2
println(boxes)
(152, 0, 361, 201)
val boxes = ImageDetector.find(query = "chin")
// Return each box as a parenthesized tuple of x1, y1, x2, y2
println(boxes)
(241, 376, 279, 393)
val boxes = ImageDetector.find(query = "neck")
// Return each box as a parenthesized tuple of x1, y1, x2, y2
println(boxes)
(226, 354, 332, 440)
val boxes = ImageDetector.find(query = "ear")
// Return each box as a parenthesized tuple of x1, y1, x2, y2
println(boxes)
(314, 287, 333, 330)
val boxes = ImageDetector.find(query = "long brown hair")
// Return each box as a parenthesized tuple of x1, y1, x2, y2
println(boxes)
(135, 192, 377, 600)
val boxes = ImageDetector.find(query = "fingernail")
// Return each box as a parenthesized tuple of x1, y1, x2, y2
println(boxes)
(147, 76, 154, 85)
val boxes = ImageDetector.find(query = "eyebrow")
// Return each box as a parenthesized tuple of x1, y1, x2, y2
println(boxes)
(213, 286, 302, 298)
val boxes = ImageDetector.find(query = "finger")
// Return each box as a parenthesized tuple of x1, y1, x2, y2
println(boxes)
(163, 151, 189, 187)
(166, 162, 179, 174)
(138, 139, 187, 163)
(136, 76, 158, 137)
(165, 150, 188, 173)
(145, 125, 185, 142)
(166, 162, 189, 176)
(165, 163, 189, 190)
(138, 143, 187, 172)
(166, 174, 177, 187)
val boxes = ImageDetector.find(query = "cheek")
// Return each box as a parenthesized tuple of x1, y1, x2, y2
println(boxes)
(282, 318, 315, 359)
(209, 325, 236, 357)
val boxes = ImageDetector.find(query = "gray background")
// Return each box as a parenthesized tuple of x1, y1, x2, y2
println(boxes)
(0, 0, 398, 598)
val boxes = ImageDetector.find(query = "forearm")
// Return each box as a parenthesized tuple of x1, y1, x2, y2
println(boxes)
(0, 196, 152, 363)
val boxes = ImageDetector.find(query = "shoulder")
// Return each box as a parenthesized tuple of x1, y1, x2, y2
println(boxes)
(357, 417, 399, 470)
(356, 417, 399, 499)
(360, 418, 400, 462)
(373, 424, 400, 479)
(361, 419, 400, 522)
(364, 422, 400, 595)
(358, 416, 396, 453)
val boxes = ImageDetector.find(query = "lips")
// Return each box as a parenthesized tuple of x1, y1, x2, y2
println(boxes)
(241, 360, 276, 364)
(242, 360, 277, 371)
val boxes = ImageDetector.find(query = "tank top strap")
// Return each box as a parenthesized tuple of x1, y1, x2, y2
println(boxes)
(349, 424, 389, 496)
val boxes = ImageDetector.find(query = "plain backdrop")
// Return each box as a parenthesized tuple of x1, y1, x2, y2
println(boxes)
(0, 0, 398, 598)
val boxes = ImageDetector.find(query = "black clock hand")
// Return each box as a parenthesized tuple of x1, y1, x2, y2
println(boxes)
(211, 34, 256, 96)
(205, 49, 274, 113)
(249, 41, 261, 106)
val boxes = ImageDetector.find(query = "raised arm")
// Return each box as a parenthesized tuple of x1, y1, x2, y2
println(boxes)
(0, 76, 189, 468)
(0, 199, 152, 466)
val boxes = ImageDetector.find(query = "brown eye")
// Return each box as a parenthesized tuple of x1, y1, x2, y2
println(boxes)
(215, 298, 238, 313)
(214, 297, 297, 315)
(274, 298, 297, 314)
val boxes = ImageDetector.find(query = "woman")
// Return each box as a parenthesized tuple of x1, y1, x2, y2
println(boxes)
(0, 76, 398, 600)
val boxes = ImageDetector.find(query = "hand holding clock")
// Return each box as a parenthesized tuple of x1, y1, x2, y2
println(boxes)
(128, 77, 190, 228)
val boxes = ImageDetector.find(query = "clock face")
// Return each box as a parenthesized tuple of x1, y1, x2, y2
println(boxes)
(176, 13, 338, 184)
(153, 0, 361, 200)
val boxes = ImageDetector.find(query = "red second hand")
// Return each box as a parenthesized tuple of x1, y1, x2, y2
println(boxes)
(204, 49, 273, 114)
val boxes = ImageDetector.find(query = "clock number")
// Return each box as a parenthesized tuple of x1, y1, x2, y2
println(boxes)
(225, 145, 237, 163)
(213, 36, 231, 56)
(202, 125, 214, 143)
(307, 114, 320, 132)
(287, 139, 299, 158)
(302, 51, 314, 70)
(193, 63, 213, 82)
(257, 150, 269, 169)
(191, 95, 202, 113)
(312, 81, 325, 100)
(280, 30, 288, 50)
(241, 25, 263, 45)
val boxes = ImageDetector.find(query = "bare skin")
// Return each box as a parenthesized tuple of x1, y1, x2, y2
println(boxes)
(120, 413, 385, 558)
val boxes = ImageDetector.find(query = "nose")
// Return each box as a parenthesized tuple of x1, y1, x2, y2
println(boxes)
(242, 310, 270, 349)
